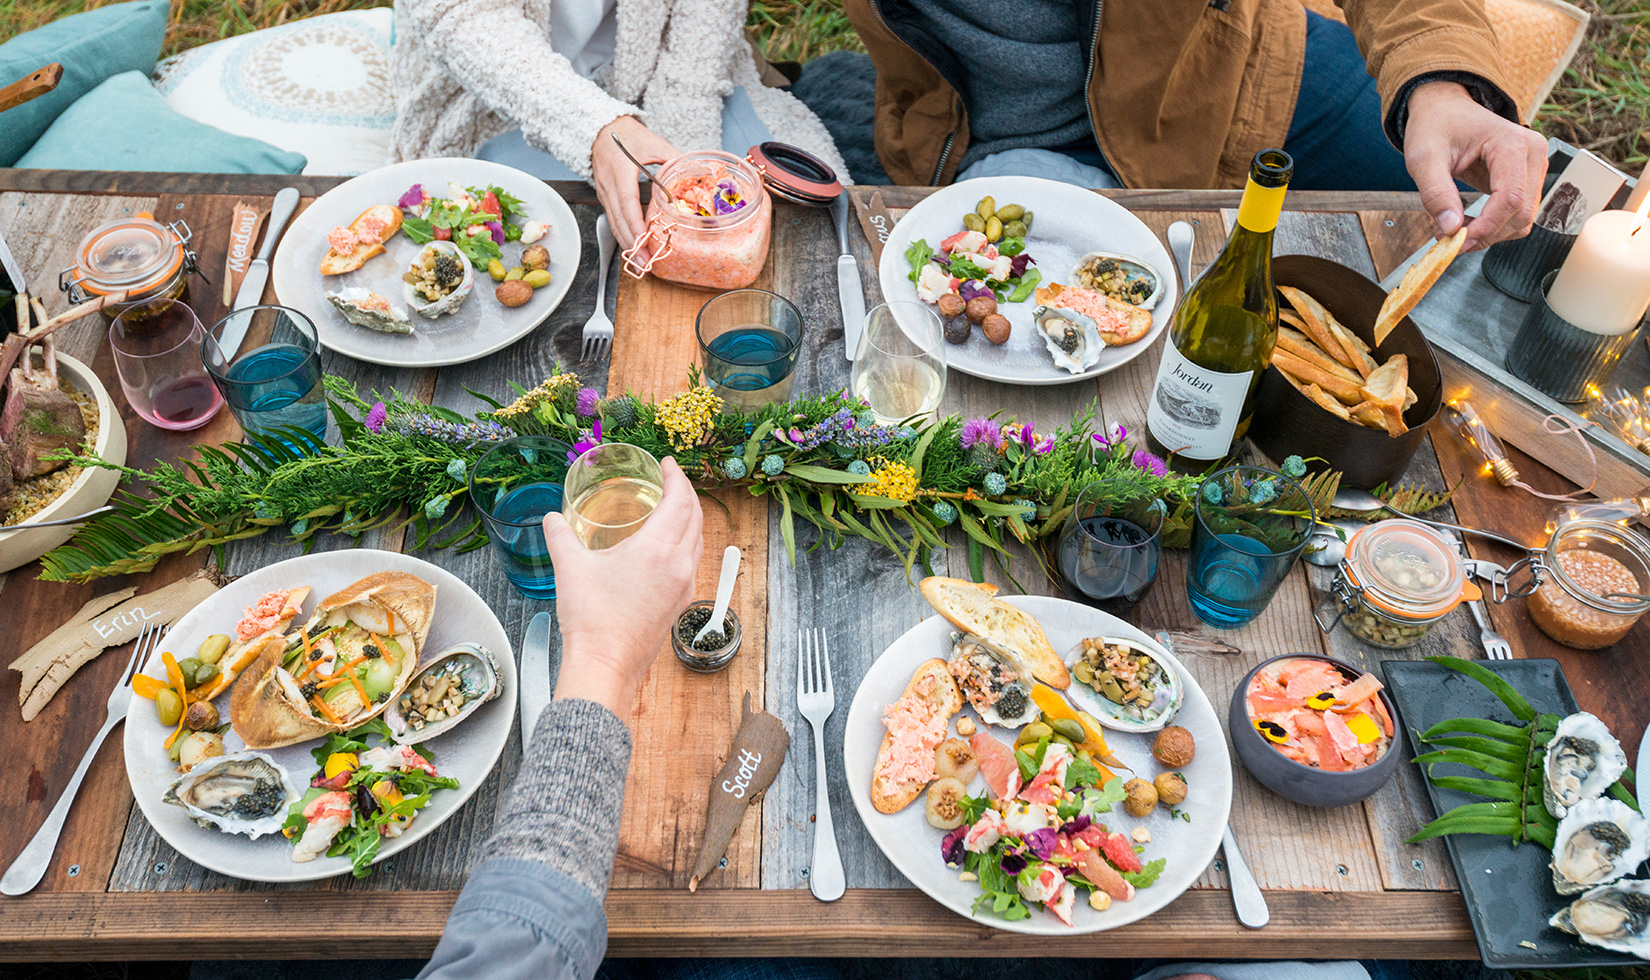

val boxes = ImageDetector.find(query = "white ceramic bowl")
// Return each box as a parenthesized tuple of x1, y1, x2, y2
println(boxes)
(0, 353, 127, 574)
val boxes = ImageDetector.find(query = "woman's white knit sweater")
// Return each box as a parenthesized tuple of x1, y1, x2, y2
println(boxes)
(389, 0, 851, 181)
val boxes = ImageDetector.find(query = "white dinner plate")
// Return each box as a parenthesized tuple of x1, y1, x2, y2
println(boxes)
(843, 595, 1231, 934)
(271, 158, 580, 367)
(123, 550, 515, 883)
(875, 176, 1176, 386)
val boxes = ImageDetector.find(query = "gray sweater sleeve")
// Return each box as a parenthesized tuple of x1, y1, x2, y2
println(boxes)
(418, 699, 632, 980)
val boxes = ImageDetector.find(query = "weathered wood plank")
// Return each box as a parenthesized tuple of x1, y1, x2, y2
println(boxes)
(0, 170, 601, 207)
(861, 185, 1447, 214)
(0, 888, 1478, 960)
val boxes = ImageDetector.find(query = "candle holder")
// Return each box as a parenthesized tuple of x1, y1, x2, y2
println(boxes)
(1481, 223, 1578, 302)
(1507, 271, 1643, 403)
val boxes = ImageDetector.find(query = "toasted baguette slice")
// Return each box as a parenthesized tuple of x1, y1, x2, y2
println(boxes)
(320, 204, 403, 276)
(193, 585, 312, 702)
(1034, 282, 1152, 347)
(1301, 381, 1353, 420)
(1359, 354, 1410, 411)
(1278, 286, 1353, 371)
(1374, 228, 1466, 345)
(1324, 311, 1377, 380)
(871, 658, 963, 813)
(1349, 399, 1409, 437)
(919, 576, 1069, 689)
(1272, 348, 1364, 404)
(1277, 327, 1360, 384)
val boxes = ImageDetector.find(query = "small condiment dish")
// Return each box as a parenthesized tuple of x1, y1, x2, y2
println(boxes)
(674, 600, 742, 673)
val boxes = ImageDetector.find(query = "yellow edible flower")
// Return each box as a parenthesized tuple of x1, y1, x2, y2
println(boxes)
(656, 387, 723, 451)
(861, 457, 918, 504)
(495, 373, 581, 418)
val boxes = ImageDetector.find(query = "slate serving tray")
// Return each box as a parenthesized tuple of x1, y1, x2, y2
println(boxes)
(1383, 658, 1643, 970)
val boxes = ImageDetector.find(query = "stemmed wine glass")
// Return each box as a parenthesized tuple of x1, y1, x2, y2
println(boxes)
(850, 302, 946, 424)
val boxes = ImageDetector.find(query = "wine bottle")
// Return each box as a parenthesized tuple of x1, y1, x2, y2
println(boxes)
(1146, 149, 1293, 467)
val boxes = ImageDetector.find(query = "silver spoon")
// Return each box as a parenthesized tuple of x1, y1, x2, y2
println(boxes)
(1167, 221, 1195, 292)
(610, 134, 674, 205)
(693, 545, 741, 645)
(0, 505, 115, 533)
(1330, 488, 1532, 552)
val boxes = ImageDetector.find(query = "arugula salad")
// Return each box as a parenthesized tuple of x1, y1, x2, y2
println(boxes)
(283, 719, 460, 878)
(396, 182, 545, 270)
(942, 733, 1165, 925)
(906, 231, 1042, 307)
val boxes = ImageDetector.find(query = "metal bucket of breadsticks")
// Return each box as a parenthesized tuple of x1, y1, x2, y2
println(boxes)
(1249, 255, 1443, 489)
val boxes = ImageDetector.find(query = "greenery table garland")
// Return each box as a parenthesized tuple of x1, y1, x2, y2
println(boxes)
(37, 368, 1454, 585)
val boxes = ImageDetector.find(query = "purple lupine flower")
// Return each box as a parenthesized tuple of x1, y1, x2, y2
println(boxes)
(485, 221, 505, 246)
(396, 184, 425, 210)
(567, 420, 605, 464)
(1132, 449, 1168, 477)
(959, 417, 1002, 451)
(575, 387, 601, 417)
(365, 402, 388, 434)
(1016, 421, 1037, 446)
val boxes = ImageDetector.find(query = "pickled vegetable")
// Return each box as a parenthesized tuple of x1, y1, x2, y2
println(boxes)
(156, 688, 183, 727)
(196, 634, 230, 665)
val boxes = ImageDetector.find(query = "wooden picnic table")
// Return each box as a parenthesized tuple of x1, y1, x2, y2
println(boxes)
(1, 168, 1646, 963)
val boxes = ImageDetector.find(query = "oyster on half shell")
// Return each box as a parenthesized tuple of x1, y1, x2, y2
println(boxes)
(162, 751, 301, 839)
(1032, 304, 1103, 375)
(1069, 252, 1164, 310)
(947, 633, 1037, 728)
(1551, 878, 1650, 958)
(384, 642, 503, 744)
(1545, 712, 1628, 818)
(1552, 797, 1650, 895)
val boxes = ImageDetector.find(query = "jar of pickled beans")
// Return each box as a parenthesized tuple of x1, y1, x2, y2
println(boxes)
(1527, 520, 1650, 649)
(61, 213, 197, 326)
(1318, 519, 1480, 649)
(625, 151, 773, 291)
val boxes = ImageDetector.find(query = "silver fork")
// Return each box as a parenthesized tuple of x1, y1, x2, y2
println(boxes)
(580, 214, 616, 362)
(1467, 599, 1513, 660)
(2, 620, 166, 895)
(797, 629, 845, 901)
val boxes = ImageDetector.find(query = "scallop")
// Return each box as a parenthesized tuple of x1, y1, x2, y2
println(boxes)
(1069, 252, 1164, 310)
(1552, 798, 1650, 895)
(1062, 636, 1184, 733)
(1545, 712, 1628, 818)
(385, 642, 502, 744)
(403, 241, 475, 319)
(1033, 305, 1102, 375)
(946, 634, 1037, 728)
(1551, 878, 1650, 958)
(162, 752, 301, 839)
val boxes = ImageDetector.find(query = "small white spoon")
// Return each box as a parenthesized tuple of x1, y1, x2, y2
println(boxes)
(694, 545, 742, 645)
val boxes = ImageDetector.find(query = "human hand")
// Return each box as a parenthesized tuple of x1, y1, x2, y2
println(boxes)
(1404, 80, 1549, 250)
(591, 115, 679, 254)
(543, 457, 705, 719)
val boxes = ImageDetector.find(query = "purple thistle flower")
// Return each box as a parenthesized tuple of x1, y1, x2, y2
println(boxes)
(575, 387, 601, 417)
(365, 402, 387, 434)
(959, 417, 1002, 450)
(1133, 449, 1168, 477)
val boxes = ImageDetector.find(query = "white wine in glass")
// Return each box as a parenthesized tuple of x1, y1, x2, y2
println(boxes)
(562, 444, 664, 550)
(851, 302, 947, 425)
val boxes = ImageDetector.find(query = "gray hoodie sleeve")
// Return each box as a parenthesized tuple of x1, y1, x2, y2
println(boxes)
(418, 699, 632, 980)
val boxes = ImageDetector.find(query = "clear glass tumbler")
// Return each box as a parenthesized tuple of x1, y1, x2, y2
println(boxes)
(563, 443, 665, 550)
(109, 299, 223, 431)
(851, 302, 947, 425)
(469, 436, 573, 600)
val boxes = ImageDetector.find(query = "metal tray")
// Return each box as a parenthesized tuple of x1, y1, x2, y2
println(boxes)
(1383, 658, 1643, 970)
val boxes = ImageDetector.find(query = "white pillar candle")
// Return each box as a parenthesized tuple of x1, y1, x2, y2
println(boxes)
(1546, 206, 1650, 335)
(1627, 159, 1650, 213)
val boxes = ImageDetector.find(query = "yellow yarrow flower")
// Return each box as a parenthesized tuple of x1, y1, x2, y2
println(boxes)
(495, 373, 581, 418)
(861, 457, 918, 504)
(657, 387, 723, 451)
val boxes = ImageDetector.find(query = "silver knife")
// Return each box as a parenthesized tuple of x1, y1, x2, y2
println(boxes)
(519, 611, 553, 747)
(1637, 720, 1650, 795)
(221, 187, 301, 357)
(1223, 825, 1269, 928)
(834, 192, 866, 361)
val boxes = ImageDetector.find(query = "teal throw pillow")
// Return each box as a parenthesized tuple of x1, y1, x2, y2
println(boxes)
(0, 0, 170, 166)
(16, 72, 308, 174)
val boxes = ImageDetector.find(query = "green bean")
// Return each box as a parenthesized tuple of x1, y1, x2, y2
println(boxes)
(1425, 655, 1534, 721)
(1421, 716, 1530, 743)
(1427, 775, 1518, 801)
(1408, 815, 1520, 842)
(1414, 749, 1523, 782)
(1610, 781, 1642, 812)
(1422, 735, 1530, 764)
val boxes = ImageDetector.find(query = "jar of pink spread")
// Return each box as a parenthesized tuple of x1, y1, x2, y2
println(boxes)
(625, 151, 772, 291)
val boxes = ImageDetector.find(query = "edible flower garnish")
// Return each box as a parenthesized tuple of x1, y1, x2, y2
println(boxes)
(672, 173, 748, 217)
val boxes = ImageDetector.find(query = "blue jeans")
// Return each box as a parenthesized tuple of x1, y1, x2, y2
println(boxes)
(960, 10, 1414, 192)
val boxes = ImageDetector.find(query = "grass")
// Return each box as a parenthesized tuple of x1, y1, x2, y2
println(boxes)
(1, 0, 1642, 172)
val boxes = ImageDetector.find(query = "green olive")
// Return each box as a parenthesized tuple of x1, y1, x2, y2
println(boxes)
(504, 267, 525, 281)
(976, 196, 996, 220)
(156, 689, 183, 727)
(962, 212, 985, 234)
(487, 258, 507, 282)
(1003, 220, 1028, 240)
(168, 735, 184, 762)
(523, 269, 552, 289)
(197, 634, 230, 665)
(1020, 210, 1034, 229)
(193, 663, 220, 687)
(1050, 718, 1087, 742)
(994, 203, 1026, 222)
(984, 216, 1003, 242)
(1017, 721, 1054, 745)
(175, 657, 203, 689)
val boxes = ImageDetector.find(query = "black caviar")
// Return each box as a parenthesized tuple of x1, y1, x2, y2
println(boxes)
(676, 606, 729, 651)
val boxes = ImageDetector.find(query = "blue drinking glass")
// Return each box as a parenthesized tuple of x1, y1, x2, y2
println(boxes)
(469, 436, 573, 600)
(202, 305, 327, 449)
(1186, 465, 1316, 628)
(696, 288, 803, 411)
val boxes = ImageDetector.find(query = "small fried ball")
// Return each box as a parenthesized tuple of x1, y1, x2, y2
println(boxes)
(965, 295, 997, 324)
(1154, 771, 1188, 806)
(521, 244, 551, 271)
(1122, 777, 1158, 817)
(936, 293, 966, 319)
(980, 313, 1011, 345)
(1152, 725, 1196, 768)
(943, 316, 972, 345)
(495, 279, 534, 308)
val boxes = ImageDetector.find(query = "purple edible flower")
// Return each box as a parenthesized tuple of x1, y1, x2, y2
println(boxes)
(575, 387, 601, 418)
(959, 280, 993, 301)
(1059, 815, 1092, 836)
(940, 825, 969, 867)
(959, 417, 1003, 451)
(364, 401, 387, 434)
(1009, 253, 1035, 278)
(396, 184, 425, 210)
(1031, 433, 1055, 454)
(999, 850, 1028, 876)
(1025, 827, 1058, 861)
(1133, 449, 1168, 477)
(567, 420, 604, 465)
(486, 220, 505, 246)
